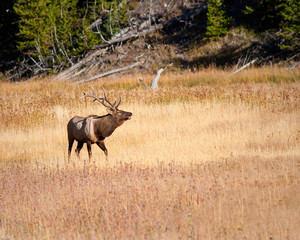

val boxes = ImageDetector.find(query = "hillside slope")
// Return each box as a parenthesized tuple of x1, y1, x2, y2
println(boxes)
(0, 0, 299, 81)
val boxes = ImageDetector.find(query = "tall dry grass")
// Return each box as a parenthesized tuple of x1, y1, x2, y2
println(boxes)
(0, 68, 299, 239)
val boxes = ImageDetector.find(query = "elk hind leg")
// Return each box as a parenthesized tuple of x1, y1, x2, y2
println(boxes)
(68, 138, 75, 162)
(75, 141, 84, 159)
(87, 141, 92, 162)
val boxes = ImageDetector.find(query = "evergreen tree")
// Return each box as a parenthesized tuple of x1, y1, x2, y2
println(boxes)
(279, 0, 300, 50)
(14, 0, 99, 70)
(54, 0, 78, 57)
(14, 0, 54, 58)
(206, 0, 231, 40)
(51, 0, 93, 64)
(241, 0, 286, 31)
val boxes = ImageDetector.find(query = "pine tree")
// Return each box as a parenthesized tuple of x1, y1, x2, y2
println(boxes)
(279, 0, 300, 50)
(14, 0, 54, 58)
(52, 0, 86, 64)
(206, 0, 231, 40)
(241, 0, 286, 31)
(14, 0, 100, 70)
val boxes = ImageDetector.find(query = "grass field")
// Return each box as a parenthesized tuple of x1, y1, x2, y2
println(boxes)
(0, 67, 299, 239)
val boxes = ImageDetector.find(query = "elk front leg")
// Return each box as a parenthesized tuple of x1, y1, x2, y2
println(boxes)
(97, 141, 108, 160)
(68, 138, 74, 162)
(87, 141, 92, 162)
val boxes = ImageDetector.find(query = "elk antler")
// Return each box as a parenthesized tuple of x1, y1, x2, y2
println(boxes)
(102, 87, 121, 109)
(81, 86, 121, 110)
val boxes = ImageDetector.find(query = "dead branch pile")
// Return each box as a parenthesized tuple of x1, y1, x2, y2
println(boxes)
(60, 1, 208, 83)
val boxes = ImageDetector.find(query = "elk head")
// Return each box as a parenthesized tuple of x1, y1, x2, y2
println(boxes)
(81, 86, 132, 124)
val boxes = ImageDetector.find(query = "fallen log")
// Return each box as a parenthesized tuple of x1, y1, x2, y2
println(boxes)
(57, 3, 208, 81)
(93, 3, 208, 50)
(55, 48, 107, 80)
(93, 24, 163, 49)
(75, 61, 140, 84)
(233, 59, 257, 74)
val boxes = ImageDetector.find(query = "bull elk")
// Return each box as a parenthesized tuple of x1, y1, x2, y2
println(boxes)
(67, 87, 132, 162)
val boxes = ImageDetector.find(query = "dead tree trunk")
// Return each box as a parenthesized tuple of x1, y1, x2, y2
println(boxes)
(139, 63, 172, 89)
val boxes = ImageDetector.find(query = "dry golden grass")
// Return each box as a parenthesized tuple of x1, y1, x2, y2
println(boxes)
(0, 68, 299, 239)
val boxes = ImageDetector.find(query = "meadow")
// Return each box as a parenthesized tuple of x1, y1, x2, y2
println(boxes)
(0, 67, 299, 239)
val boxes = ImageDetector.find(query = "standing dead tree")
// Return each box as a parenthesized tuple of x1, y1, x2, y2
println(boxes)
(139, 63, 173, 89)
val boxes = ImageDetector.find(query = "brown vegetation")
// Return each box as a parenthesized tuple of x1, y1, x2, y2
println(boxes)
(0, 67, 299, 239)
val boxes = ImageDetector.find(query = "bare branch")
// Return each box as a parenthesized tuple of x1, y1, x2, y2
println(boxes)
(139, 78, 149, 89)
(87, 18, 103, 30)
(53, 25, 73, 65)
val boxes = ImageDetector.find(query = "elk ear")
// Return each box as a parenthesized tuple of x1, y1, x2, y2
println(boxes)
(107, 108, 117, 115)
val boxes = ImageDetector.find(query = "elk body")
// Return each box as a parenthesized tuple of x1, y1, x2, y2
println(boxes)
(67, 87, 132, 161)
